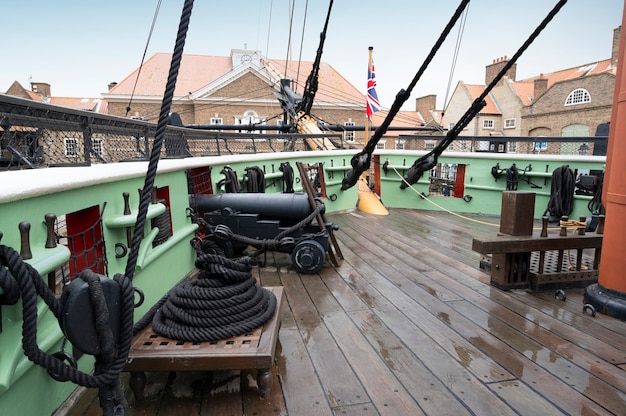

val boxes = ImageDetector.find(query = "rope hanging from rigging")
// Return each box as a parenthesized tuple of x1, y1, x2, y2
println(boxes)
(398, 0, 568, 190)
(543, 165, 575, 220)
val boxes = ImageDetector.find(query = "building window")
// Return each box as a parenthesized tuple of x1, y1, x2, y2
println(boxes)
(483, 119, 494, 129)
(395, 140, 405, 150)
(235, 111, 263, 134)
(64, 137, 78, 157)
(504, 119, 516, 129)
(376, 140, 386, 150)
(508, 141, 517, 153)
(91, 137, 103, 157)
(565, 88, 591, 106)
(425, 140, 436, 151)
(210, 117, 223, 132)
(344, 121, 355, 142)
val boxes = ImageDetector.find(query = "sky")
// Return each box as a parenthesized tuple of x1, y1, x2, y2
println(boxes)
(2, 0, 624, 111)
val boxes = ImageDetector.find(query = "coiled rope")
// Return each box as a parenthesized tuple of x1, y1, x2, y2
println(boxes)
(145, 254, 277, 342)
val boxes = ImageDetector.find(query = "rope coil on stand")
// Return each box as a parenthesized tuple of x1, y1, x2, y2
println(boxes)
(146, 254, 277, 342)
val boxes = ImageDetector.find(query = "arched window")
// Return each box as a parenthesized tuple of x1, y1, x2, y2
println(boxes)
(564, 88, 591, 106)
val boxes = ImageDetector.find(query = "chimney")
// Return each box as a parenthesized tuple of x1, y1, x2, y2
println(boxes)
(534, 74, 548, 99)
(415, 94, 437, 115)
(612, 26, 621, 67)
(485, 56, 517, 87)
(108, 82, 118, 91)
(30, 82, 51, 98)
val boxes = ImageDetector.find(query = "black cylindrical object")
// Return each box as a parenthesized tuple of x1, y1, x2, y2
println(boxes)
(191, 192, 315, 221)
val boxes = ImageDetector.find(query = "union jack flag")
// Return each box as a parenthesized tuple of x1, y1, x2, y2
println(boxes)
(366, 57, 381, 119)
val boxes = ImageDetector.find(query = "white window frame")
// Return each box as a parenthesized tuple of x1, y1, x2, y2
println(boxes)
(483, 119, 494, 129)
(344, 121, 355, 142)
(395, 140, 405, 150)
(64, 137, 78, 157)
(504, 118, 516, 129)
(565, 88, 591, 106)
(210, 117, 223, 132)
(376, 140, 386, 150)
(235, 111, 264, 134)
(91, 137, 103, 157)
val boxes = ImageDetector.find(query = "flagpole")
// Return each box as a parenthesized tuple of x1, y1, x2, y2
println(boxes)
(357, 46, 388, 215)
(365, 46, 373, 144)
(361, 47, 373, 191)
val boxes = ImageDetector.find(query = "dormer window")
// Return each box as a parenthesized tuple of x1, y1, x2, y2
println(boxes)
(565, 88, 591, 106)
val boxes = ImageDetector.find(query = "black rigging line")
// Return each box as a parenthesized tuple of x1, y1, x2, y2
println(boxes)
(284, 0, 296, 75)
(443, 3, 470, 114)
(399, 0, 569, 190)
(126, 0, 163, 117)
(341, 0, 471, 191)
(295, 0, 310, 92)
(265, 0, 274, 58)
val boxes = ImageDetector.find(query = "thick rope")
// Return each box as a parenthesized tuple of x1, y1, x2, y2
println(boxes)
(341, 0, 471, 190)
(147, 255, 276, 342)
(543, 165, 575, 219)
(125, 0, 194, 281)
(399, 0, 568, 190)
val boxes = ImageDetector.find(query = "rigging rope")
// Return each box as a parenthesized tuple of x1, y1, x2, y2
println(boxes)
(398, 0, 568, 190)
(125, 0, 194, 280)
(543, 165, 575, 219)
(126, 0, 164, 117)
(443, 3, 470, 113)
(341, 0, 471, 190)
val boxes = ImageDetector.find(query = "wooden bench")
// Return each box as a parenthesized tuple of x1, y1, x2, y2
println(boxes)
(472, 228, 603, 291)
(124, 286, 283, 401)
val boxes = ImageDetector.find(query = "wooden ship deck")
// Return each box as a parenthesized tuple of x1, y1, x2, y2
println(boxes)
(63, 208, 626, 415)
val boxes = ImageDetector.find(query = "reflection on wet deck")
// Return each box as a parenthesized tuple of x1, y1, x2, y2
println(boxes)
(65, 209, 626, 415)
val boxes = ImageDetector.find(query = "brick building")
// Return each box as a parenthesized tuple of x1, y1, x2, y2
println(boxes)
(437, 27, 620, 155)
(103, 49, 425, 147)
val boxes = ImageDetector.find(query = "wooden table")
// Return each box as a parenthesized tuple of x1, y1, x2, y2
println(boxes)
(124, 286, 283, 400)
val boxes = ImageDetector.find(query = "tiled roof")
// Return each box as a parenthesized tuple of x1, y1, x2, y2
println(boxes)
(520, 58, 615, 88)
(509, 81, 535, 106)
(109, 53, 232, 97)
(49, 97, 107, 113)
(464, 84, 500, 114)
(109, 52, 364, 104)
(371, 110, 424, 129)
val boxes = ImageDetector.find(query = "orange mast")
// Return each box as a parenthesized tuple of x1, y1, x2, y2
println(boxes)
(584, 2, 626, 319)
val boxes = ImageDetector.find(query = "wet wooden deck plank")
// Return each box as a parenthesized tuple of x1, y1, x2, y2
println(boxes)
(275, 328, 333, 416)
(334, 213, 515, 383)
(201, 370, 244, 416)
(332, 221, 518, 415)
(281, 266, 370, 408)
(334, 210, 625, 415)
(305, 265, 472, 415)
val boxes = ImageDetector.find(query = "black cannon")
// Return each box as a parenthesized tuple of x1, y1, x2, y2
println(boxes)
(190, 193, 336, 274)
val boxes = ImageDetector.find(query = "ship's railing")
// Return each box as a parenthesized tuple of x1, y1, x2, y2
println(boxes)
(0, 95, 343, 170)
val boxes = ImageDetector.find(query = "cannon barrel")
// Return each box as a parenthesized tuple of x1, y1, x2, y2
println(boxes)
(190, 193, 319, 221)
